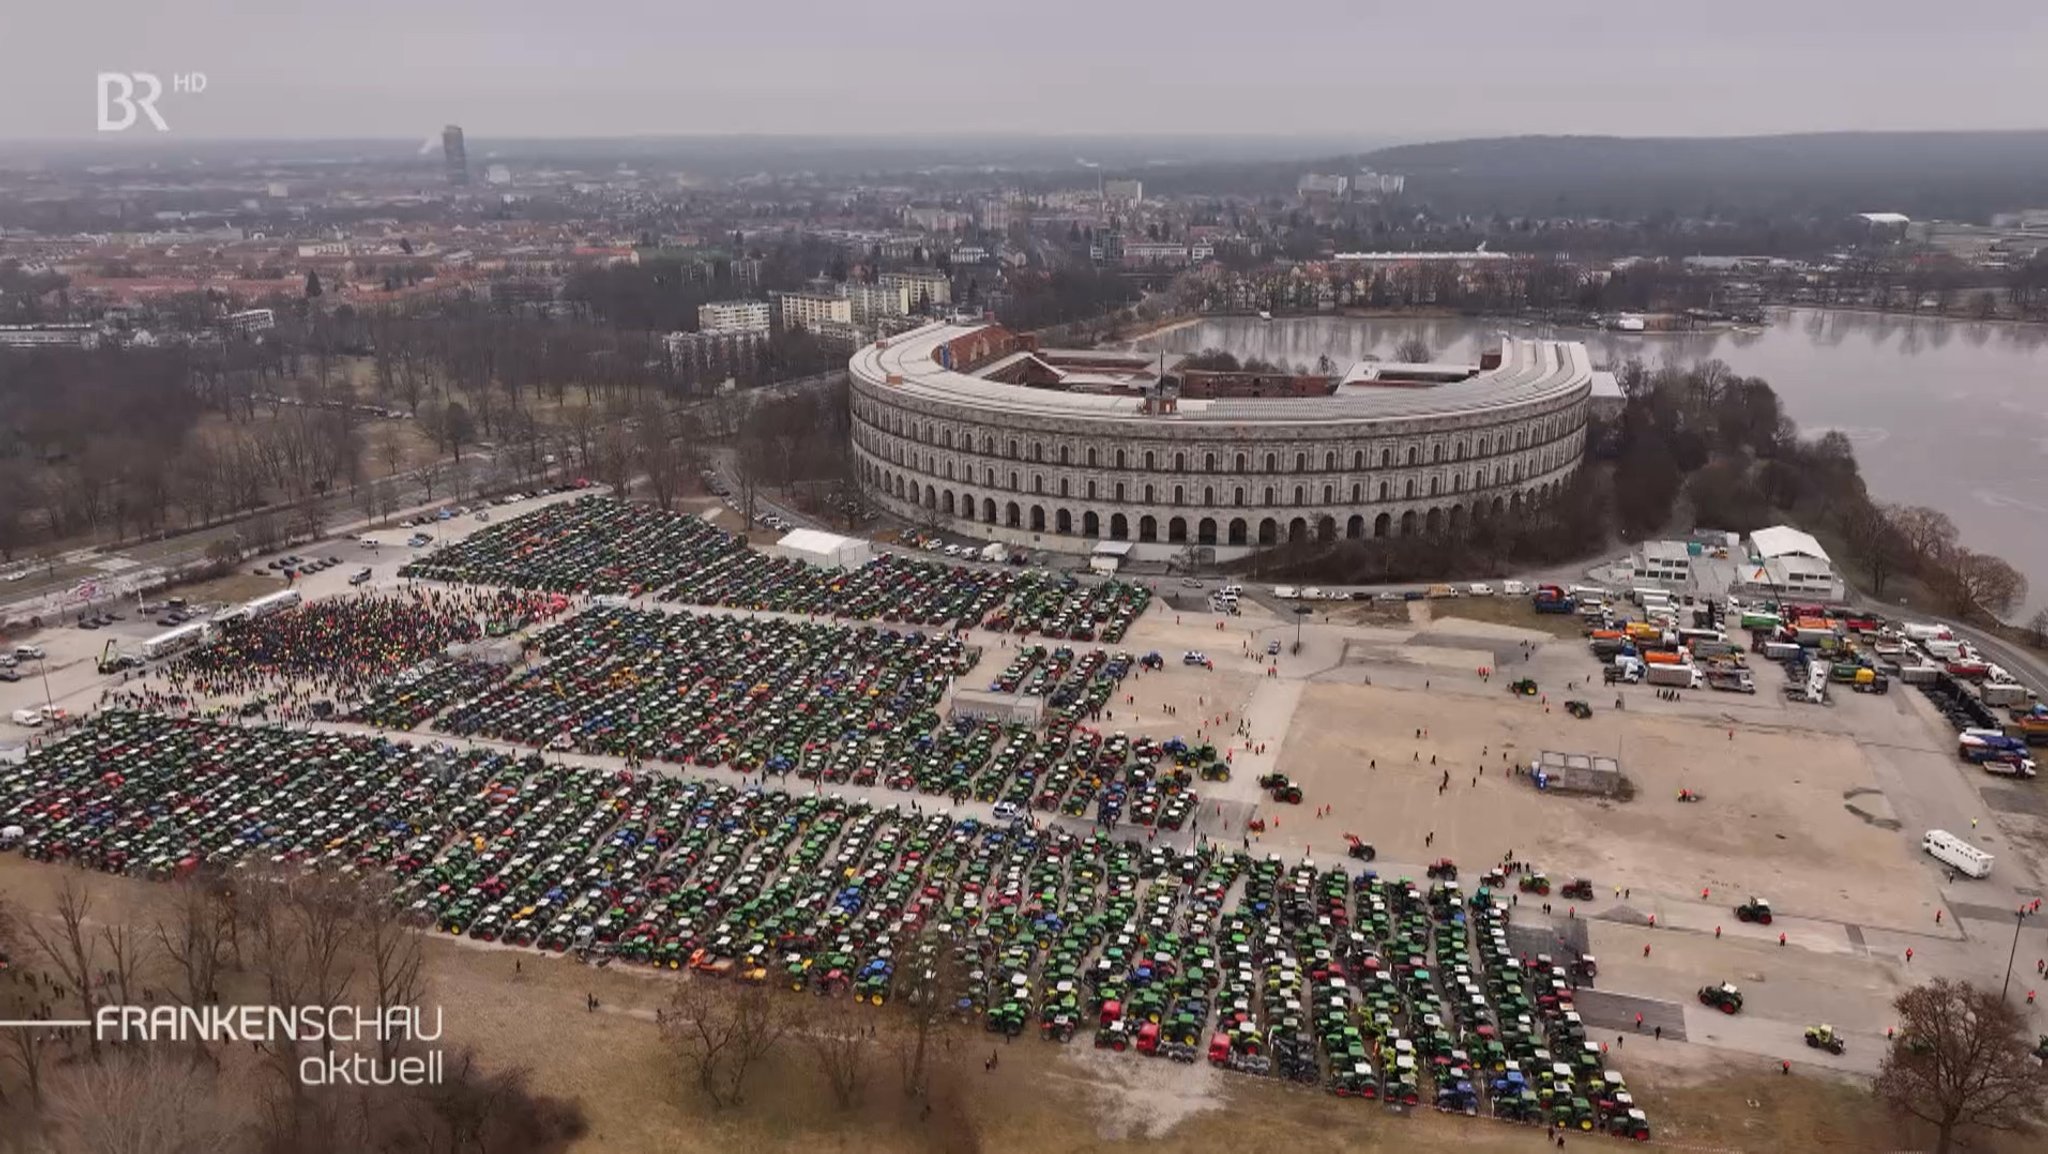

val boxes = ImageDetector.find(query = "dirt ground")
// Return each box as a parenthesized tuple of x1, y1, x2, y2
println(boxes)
(1263, 678, 1933, 929)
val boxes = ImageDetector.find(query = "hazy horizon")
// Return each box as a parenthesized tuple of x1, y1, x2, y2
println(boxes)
(6, 0, 2045, 143)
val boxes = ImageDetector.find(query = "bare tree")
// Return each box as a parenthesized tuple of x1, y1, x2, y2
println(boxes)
(888, 930, 966, 1101)
(1934, 549, 2029, 620)
(154, 878, 235, 1055)
(660, 980, 793, 1108)
(39, 1047, 252, 1154)
(1875, 978, 2048, 1154)
(1886, 504, 1960, 570)
(1393, 336, 1432, 364)
(21, 873, 102, 1061)
(0, 893, 56, 1109)
(353, 881, 426, 1065)
(801, 998, 878, 1111)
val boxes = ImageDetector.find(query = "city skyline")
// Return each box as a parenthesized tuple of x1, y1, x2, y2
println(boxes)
(6, 0, 2046, 142)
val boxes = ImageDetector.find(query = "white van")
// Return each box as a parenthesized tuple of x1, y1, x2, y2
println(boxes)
(1468, 583, 1494, 596)
(10, 709, 43, 728)
(1922, 829, 1993, 878)
(1502, 580, 1529, 596)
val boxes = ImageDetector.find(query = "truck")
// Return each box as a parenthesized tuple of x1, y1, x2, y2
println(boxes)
(1645, 663, 1701, 689)
(1534, 594, 1577, 615)
(1607, 656, 1645, 684)
(1705, 668, 1756, 694)
(1980, 755, 2038, 779)
(1960, 729, 2031, 762)
(1762, 641, 1804, 662)
(1922, 830, 1993, 879)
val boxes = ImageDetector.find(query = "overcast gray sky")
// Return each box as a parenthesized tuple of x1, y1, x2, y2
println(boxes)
(6, 0, 2045, 141)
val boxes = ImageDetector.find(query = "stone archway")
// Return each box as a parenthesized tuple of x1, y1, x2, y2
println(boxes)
(1258, 518, 1277, 546)
(1006, 502, 1021, 528)
(1374, 512, 1391, 538)
(1111, 513, 1129, 540)
(1317, 516, 1336, 542)
(1139, 515, 1158, 542)
(1228, 518, 1248, 546)
(1030, 506, 1046, 532)
(1055, 508, 1072, 534)
(1084, 510, 1100, 536)
(1288, 518, 1307, 543)
(1197, 517, 1217, 545)
(1426, 507, 1442, 534)
(1400, 510, 1416, 535)
(1346, 514, 1363, 539)
(982, 497, 997, 523)
(1168, 517, 1188, 543)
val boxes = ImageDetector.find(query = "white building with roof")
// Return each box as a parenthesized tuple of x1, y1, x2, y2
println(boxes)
(1743, 524, 1844, 602)
(776, 528, 874, 571)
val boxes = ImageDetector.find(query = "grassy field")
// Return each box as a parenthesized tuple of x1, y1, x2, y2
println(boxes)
(1427, 596, 1591, 639)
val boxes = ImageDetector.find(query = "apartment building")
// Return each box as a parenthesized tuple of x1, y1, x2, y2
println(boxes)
(698, 300, 772, 333)
(777, 291, 853, 331)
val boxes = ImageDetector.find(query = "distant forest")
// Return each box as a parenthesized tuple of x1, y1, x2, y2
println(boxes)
(1338, 132, 2048, 222)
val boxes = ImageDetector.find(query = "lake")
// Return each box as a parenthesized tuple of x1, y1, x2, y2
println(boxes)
(1136, 310, 2048, 618)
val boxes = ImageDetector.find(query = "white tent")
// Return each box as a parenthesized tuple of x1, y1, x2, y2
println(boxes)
(776, 528, 874, 571)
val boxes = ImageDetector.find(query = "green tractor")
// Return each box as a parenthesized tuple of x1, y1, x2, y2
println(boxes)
(1697, 982, 1743, 1014)
(1198, 762, 1231, 782)
(1258, 773, 1303, 804)
(1509, 678, 1539, 697)
(1564, 699, 1592, 719)
(1518, 872, 1552, 896)
(1803, 1024, 1844, 1055)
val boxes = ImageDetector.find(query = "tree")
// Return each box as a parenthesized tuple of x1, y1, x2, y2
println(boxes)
(1840, 499, 1906, 599)
(1875, 978, 2048, 1154)
(660, 980, 793, 1108)
(1887, 504, 1959, 570)
(1935, 548, 2028, 620)
(1394, 337, 1432, 363)
(21, 873, 103, 1061)
(800, 999, 878, 1111)
(304, 270, 323, 299)
(39, 1048, 251, 1154)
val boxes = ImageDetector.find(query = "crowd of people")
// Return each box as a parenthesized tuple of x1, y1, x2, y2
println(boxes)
(157, 588, 564, 703)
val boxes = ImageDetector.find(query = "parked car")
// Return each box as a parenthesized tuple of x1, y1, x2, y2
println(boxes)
(349, 568, 374, 585)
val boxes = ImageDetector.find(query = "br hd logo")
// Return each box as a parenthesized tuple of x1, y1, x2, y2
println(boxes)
(97, 72, 206, 132)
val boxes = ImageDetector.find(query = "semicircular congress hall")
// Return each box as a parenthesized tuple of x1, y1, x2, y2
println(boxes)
(849, 320, 1596, 560)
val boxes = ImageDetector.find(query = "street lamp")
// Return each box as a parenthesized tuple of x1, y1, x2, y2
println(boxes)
(2001, 906, 2034, 1001)
(1293, 604, 1311, 654)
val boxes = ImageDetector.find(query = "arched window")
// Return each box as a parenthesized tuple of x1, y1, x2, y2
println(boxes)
(1115, 482, 1126, 501)
(1295, 452, 1307, 471)
(1144, 451, 1156, 471)
(1379, 481, 1389, 500)
(1060, 445, 1070, 465)
(1324, 451, 1336, 471)
(1292, 485, 1304, 505)
(1322, 484, 1333, 503)
(1204, 486, 1214, 505)
(1380, 448, 1391, 468)
(1234, 486, 1245, 506)
(1008, 438, 1018, 458)
(1405, 479, 1415, 498)
(1405, 446, 1417, 466)
(1204, 452, 1215, 472)
(1264, 485, 1275, 505)
(1173, 484, 1184, 505)
(1265, 453, 1277, 472)
(1431, 444, 1442, 463)
(1088, 446, 1098, 467)
(1175, 452, 1186, 472)
(1353, 450, 1364, 469)
(1116, 449, 1127, 469)
(1144, 484, 1155, 503)
(1235, 453, 1247, 472)
(1087, 480, 1097, 500)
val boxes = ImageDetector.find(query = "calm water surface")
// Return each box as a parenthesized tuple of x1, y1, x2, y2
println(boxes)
(1137, 309, 2048, 616)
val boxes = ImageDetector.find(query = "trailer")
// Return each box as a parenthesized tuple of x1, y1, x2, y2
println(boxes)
(1705, 669, 1756, 694)
(1922, 830, 1993, 879)
(1980, 682, 2032, 709)
(1645, 663, 1701, 689)
(141, 621, 212, 661)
